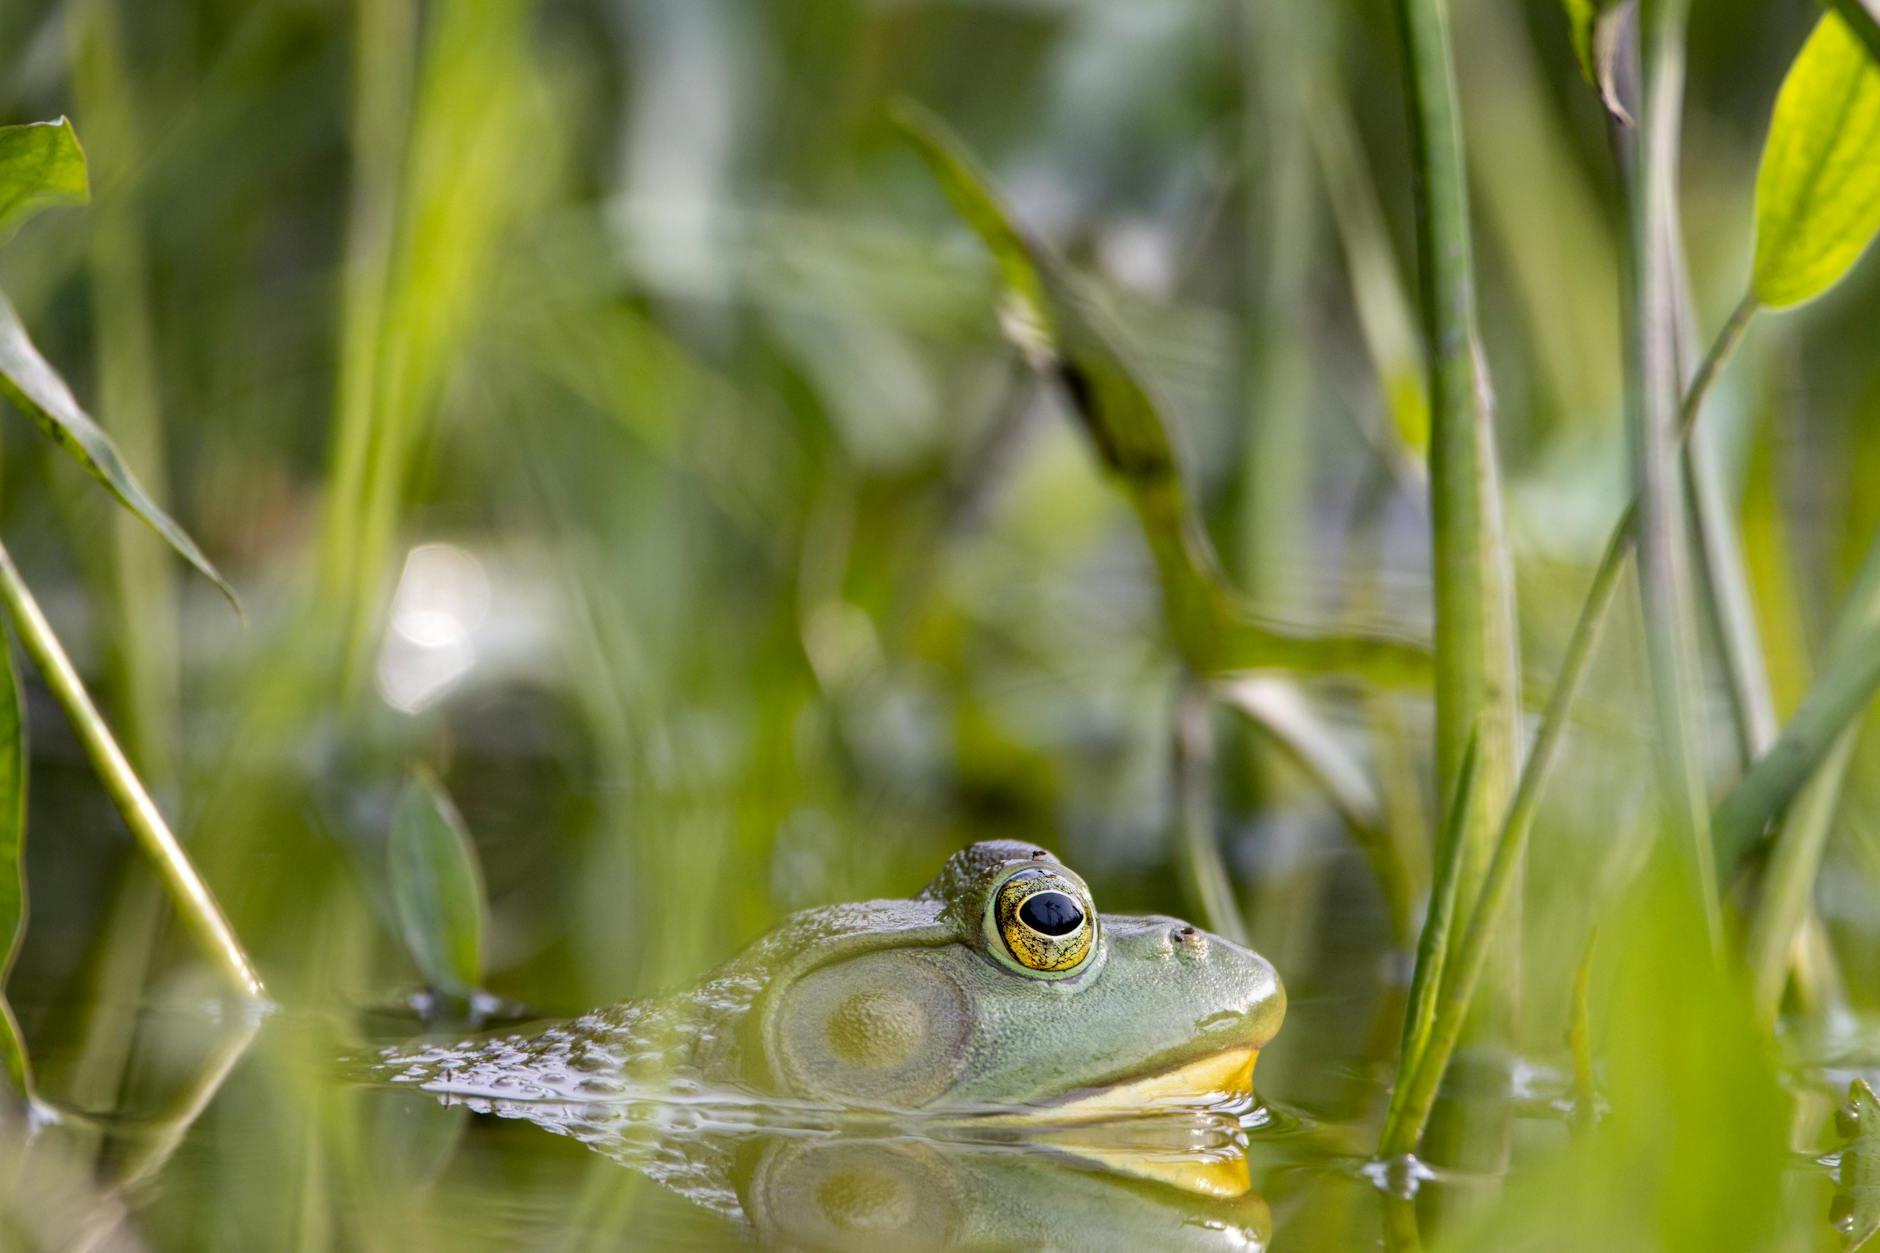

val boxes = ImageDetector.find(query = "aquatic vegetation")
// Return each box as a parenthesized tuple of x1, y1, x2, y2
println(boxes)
(0, 0, 1876, 1248)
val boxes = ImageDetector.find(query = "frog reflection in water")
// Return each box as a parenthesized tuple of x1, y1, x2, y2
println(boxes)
(379, 840, 1284, 1245)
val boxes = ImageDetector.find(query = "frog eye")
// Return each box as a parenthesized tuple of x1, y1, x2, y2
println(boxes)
(990, 868, 1095, 974)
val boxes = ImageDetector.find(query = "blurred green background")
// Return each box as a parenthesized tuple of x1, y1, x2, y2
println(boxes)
(0, 0, 1877, 1247)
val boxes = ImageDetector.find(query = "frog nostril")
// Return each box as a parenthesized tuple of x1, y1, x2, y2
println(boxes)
(1172, 924, 1206, 954)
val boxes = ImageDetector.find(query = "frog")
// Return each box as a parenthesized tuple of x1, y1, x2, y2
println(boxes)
(378, 839, 1284, 1117)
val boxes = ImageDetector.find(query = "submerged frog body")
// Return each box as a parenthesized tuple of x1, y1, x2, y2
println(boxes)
(381, 840, 1284, 1115)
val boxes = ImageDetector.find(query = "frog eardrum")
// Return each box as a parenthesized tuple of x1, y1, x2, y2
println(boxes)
(990, 867, 1095, 974)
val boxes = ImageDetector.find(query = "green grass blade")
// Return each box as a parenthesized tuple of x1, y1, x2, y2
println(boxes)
(0, 540, 261, 1000)
(1215, 679, 1387, 841)
(1682, 293, 1773, 767)
(0, 639, 30, 1099)
(1173, 687, 1247, 947)
(1753, 10, 1880, 309)
(390, 770, 487, 1000)
(1384, 729, 1479, 1153)
(316, 0, 414, 686)
(1744, 733, 1854, 1018)
(0, 291, 238, 611)
(1742, 532, 1880, 1015)
(0, 118, 88, 239)
(1714, 618, 1880, 873)
(1218, 677, 1416, 942)
(892, 101, 1433, 689)
(1301, 75, 1428, 464)
(317, 0, 536, 688)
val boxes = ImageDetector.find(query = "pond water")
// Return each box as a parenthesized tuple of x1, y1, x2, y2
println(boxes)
(3, 981, 1864, 1251)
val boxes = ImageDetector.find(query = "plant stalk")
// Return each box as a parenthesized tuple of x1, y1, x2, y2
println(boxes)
(1378, 288, 1753, 1158)
(0, 541, 263, 1000)
(1624, 0, 1721, 940)
(1682, 288, 1772, 765)
(1386, 0, 1522, 1178)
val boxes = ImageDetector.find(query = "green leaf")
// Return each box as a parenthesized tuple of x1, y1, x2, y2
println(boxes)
(0, 119, 88, 240)
(0, 640, 30, 1099)
(0, 291, 239, 611)
(389, 770, 486, 1000)
(1824, 0, 1880, 72)
(892, 101, 1432, 690)
(1752, 11, 1880, 308)
(1712, 617, 1880, 874)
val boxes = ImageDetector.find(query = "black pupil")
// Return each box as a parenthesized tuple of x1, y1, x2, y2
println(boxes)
(1019, 891, 1083, 937)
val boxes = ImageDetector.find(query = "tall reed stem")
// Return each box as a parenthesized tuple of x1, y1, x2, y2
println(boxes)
(1384, 0, 1521, 1174)
(1625, 0, 1720, 941)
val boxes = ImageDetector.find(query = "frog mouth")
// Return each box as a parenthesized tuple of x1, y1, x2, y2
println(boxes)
(1049, 1045, 1258, 1121)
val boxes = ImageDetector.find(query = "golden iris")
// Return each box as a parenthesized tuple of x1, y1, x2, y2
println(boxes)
(994, 869, 1094, 972)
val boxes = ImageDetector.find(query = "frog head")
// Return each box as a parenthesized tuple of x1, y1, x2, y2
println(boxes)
(746, 840, 1284, 1112)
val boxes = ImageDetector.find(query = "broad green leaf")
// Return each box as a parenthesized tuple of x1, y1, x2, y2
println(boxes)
(0, 291, 238, 610)
(1752, 11, 1880, 308)
(0, 641, 29, 1099)
(1825, 0, 1880, 72)
(893, 102, 1432, 689)
(0, 119, 88, 240)
(390, 770, 486, 1000)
